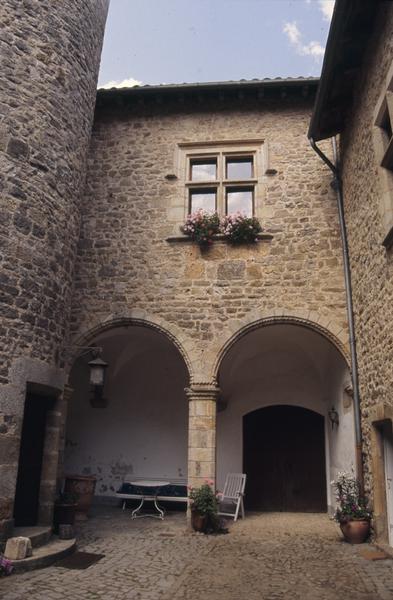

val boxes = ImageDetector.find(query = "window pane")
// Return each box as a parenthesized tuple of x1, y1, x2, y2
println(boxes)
(226, 188, 253, 216)
(226, 157, 253, 179)
(190, 189, 216, 212)
(190, 159, 217, 181)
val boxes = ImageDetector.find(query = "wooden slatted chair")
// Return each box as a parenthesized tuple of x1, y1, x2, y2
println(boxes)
(217, 473, 246, 522)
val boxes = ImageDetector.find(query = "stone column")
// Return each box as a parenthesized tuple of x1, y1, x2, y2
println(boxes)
(56, 385, 74, 490)
(0, 408, 20, 544)
(186, 384, 219, 489)
(38, 386, 73, 525)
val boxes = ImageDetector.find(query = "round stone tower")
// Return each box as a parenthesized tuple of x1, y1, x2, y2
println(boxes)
(0, 0, 109, 540)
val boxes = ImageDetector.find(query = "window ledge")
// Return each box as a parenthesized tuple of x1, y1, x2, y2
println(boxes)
(166, 232, 274, 243)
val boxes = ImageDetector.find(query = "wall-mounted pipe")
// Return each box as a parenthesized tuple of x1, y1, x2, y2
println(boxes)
(309, 136, 364, 492)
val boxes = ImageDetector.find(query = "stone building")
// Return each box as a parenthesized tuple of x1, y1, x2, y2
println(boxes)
(309, 0, 393, 545)
(2, 0, 387, 548)
(0, 0, 110, 542)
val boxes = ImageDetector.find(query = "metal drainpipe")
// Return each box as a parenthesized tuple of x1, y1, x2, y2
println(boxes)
(309, 135, 364, 492)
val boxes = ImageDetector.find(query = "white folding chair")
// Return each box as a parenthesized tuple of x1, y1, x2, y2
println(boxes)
(218, 473, 246, 522)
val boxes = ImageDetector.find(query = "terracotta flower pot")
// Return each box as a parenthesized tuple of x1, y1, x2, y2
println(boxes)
(191, 511, 207, 532)
(340, 519, 370, 544)
(64, 475, 97, 520)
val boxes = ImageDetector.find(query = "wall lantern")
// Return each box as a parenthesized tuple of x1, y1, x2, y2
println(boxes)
(88, 354, 108, 387)
(67, 345, 108, 408)
(87, 351, 108, 408)
(328, 406, 339, 430)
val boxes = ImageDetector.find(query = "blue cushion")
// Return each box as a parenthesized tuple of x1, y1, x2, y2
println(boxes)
(117, 483, 187, 497)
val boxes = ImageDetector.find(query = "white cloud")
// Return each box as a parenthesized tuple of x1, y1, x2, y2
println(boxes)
(283, 21, 301, 46)
(318, 0, 335, 22)
(283, 20, 325, 62)
(302, 40, 325, 58)
(98, 77, 142, 89)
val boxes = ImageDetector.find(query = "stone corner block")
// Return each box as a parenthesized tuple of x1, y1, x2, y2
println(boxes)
(4, 536, 32, 560)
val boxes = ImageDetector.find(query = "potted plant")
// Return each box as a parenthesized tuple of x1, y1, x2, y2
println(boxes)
(332, 472, 372, 544)
(53, 491, 78, 534)
(182, 210, 220, 245)
(221, 212, 262, 244)
(188, 480, 220, 533)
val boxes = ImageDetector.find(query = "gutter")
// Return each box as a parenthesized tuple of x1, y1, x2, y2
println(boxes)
(309, 136, 364, 492)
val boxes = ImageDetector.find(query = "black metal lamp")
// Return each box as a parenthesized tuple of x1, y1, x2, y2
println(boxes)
(66, 344, 108, 407)
(87, 351, 108, 408)
(88, 354, 108, 387)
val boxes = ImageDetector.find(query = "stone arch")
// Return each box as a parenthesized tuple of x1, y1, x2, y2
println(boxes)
(212, 309, 350, 382)
(68, 311, 193, 382)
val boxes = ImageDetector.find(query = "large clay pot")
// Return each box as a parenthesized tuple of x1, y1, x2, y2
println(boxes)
(340, 520, 370, 544)
(64, 475, 97, 520)
(191, 511, 207, 532)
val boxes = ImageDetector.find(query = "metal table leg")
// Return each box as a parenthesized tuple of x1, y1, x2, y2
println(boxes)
(131, 495, 145, 519)
(131, 495, 165, 519)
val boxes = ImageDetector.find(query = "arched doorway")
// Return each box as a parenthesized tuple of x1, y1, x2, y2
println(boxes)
(64, 324, 189, 499)
(243, 405, 326, 511)
(216, 321, 355, 512)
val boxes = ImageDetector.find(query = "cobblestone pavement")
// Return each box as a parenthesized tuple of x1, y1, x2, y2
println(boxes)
(2, 508, 393, 600)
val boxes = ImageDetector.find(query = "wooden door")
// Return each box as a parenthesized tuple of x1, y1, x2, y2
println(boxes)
(13, 393, 53, 526)
(383, 424, 393, 546)
(243, 405, 327, 512)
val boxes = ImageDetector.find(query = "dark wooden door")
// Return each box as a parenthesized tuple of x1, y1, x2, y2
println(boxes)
(243, 405, 327, 512)
(13, 393, 53, 526)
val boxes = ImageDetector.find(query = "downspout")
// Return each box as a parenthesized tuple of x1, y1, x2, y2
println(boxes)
(309, 135, 364, 492)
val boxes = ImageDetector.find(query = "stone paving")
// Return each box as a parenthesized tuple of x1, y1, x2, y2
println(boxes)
(2, 508, 393, 600)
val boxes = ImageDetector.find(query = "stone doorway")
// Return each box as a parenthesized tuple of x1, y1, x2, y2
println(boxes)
(243, 405, 327, 511)
(13, 393, 55, 526)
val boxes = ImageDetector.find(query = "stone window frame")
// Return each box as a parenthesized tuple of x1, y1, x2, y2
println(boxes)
(373, 62, 393, 248)
(175, 139, 269, 222)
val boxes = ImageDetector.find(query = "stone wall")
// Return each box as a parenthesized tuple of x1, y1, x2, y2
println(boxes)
(69, 93, 350, 490)
(71, 94, 348, 375)
(0, 0, 108, 540)
(339, 5, 393, 499)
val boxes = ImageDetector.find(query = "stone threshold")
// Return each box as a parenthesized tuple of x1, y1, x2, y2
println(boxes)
(13, 525, 52, 549)
(9, 537, 76, 573)
(166, 233, 274, 243)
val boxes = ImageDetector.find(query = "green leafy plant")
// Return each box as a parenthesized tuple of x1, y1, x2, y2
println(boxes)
(332, 472, 372, 523)
(221, 212, 262, 244)
(182, 210, 220, 245)
(188, 480, 219, 516)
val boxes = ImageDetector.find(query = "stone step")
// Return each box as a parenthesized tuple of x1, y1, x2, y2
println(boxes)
(9, 537, 76, 573)
(13, 525, 52, 548)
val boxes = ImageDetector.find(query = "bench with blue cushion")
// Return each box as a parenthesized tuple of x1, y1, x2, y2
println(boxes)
(116, 479, 188, 509)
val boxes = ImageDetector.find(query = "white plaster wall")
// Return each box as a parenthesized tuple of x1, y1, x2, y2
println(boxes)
(216, 368, 325, 489)
(217, 324, 355, 509)
(326, 376, 356, 510)
(64, 327, 189, 496)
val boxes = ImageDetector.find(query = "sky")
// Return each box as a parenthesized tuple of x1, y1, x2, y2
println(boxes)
(98, 0, 335, 89)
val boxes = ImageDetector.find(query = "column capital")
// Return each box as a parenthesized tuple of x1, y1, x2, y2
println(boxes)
(185, 383, 220, 402)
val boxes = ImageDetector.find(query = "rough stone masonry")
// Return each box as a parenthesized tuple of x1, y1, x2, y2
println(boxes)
(0, 0, 109, 542)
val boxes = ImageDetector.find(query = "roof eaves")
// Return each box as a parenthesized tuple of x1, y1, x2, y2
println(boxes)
(308, 0, 380, 142)
(97, 77, 319, 99)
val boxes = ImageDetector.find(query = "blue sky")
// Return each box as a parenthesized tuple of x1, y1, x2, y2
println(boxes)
(98, 0, 335, 88)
